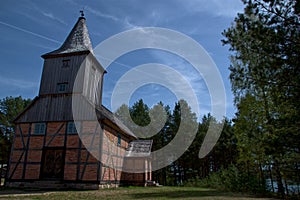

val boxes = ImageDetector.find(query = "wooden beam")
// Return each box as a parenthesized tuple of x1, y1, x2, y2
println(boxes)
(22, 123, 32, 179)
(97, 123, 104, 182)
(46, 123, 65, 146)
(18, 126, 26, 149)
(76, 131, 82, 181)
(6, 125, 17, 182)
(62, 122, 67, 181)
(8, 151, 25, 180)
(80, 123, 99, 180)
(39, 122, 48, 179)
(9, 125, 26, 180)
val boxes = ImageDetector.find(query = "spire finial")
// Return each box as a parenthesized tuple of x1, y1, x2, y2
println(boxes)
(80, 10, 84, 17)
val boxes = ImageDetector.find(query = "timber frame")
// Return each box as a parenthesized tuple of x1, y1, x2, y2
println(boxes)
(6, 119, 138, 189)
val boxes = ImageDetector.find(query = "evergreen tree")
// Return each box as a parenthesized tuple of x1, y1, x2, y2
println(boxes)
(222, 0, 300, 196)
(0, 96, 31, 163)
(170, 100, 198, 185)
(130, 99, 151, 128)
(149, 102, 172, 185)
(115, 99, 151, 138)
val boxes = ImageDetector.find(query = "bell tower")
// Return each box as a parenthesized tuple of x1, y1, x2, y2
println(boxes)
(39, 13, 105, 108)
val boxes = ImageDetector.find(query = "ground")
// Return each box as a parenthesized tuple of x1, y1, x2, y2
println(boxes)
(0, 186, 275, 200)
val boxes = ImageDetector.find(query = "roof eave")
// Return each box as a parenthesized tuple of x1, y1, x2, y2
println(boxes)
(41, 50, 91, 59)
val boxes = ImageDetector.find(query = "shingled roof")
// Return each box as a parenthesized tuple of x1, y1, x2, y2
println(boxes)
(125, 140, 153, 157)
(97, 105, 137, 139)
(42, 16, 93, 57)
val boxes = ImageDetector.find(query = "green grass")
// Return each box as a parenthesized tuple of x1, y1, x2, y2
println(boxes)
(0, 186, 274, 200)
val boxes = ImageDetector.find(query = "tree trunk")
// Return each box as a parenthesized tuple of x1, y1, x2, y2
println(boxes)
(296, 162, 300, 194)
(274, 160, 285, 198)
(284, 176, 289, 196)
(173, 163, 177, 186)
(259, 162, 265, 189)
(162, 167, 167, 186)
(268, 164, 275, 193)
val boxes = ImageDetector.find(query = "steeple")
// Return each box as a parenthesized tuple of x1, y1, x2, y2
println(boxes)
(42, 12, 93, 58)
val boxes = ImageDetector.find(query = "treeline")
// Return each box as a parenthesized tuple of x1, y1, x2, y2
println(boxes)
(115, 99, 237, 186)
(116, 97, 299, 197)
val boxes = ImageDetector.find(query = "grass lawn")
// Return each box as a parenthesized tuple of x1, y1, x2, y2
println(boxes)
(0, 186, 275, 200)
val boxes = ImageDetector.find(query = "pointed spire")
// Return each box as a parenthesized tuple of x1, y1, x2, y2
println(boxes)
(42, 13, 93, 58)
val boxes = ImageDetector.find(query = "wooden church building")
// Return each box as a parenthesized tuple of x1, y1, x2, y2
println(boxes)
(6, 13, 152, 189)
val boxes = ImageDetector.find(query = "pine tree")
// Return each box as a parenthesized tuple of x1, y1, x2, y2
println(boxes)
(0, 96, 31, 163)
(222, 0, 300, 196)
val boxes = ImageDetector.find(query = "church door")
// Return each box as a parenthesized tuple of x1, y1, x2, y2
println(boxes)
(41, 148, 64, 180)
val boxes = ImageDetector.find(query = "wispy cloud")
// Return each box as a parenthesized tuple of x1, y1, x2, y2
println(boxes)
(18, 1, 67, 26)
(41, 12, 67, 25)
(180, 0, 244, 18)
(150, 51, 205, 87)
(120, 11, 162, 31)
(0, 20, 61, 44)
(123, 17, 142, 30)
(29, 43, 56, 50)
(85, 6, 119, 22)
(15, 10, 43, 25)
(147, 50, 225, 118)
(0, 75, 37, 89)
(64, 1, 122, 24)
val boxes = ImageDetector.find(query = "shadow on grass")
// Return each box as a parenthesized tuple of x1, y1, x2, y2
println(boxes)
(0, 187, 79, 198)
(127, 187, 254, 199)
(0, 186, 272, 199)
(0, 188, 45, 195)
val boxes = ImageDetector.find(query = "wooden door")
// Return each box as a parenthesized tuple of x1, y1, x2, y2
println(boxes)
(41, 149, 64, 180)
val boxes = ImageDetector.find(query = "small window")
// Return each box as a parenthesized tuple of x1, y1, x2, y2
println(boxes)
(62, 59, 70, 68)
(117, 133, 121, 146)
(67, 122, 79, 134)
(34, 123, 46, 134)
(57, 83, 68, 92)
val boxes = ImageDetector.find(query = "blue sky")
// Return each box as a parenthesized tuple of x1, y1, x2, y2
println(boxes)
(0, 0, 244, 120)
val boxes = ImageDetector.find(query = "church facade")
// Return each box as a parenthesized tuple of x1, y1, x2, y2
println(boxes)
(5, 14, 152, 189)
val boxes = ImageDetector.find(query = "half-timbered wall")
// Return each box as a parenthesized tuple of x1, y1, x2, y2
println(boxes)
(8, 121, 131, 184)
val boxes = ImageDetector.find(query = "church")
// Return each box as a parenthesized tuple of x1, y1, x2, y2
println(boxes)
(6, 13, 153, 189)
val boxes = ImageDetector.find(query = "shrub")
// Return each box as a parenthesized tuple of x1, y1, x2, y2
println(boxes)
(184, 165, 267, 194)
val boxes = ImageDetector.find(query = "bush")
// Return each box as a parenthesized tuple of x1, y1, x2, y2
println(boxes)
(184, 165, 266, 194)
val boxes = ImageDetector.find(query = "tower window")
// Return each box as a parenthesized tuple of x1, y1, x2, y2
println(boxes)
(117, 133, 121, 146)
(57, 83, 68, 92)
(67, 121, 80, 134)
(62, 59, 70, 68)
(34, 123, 46, 135)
